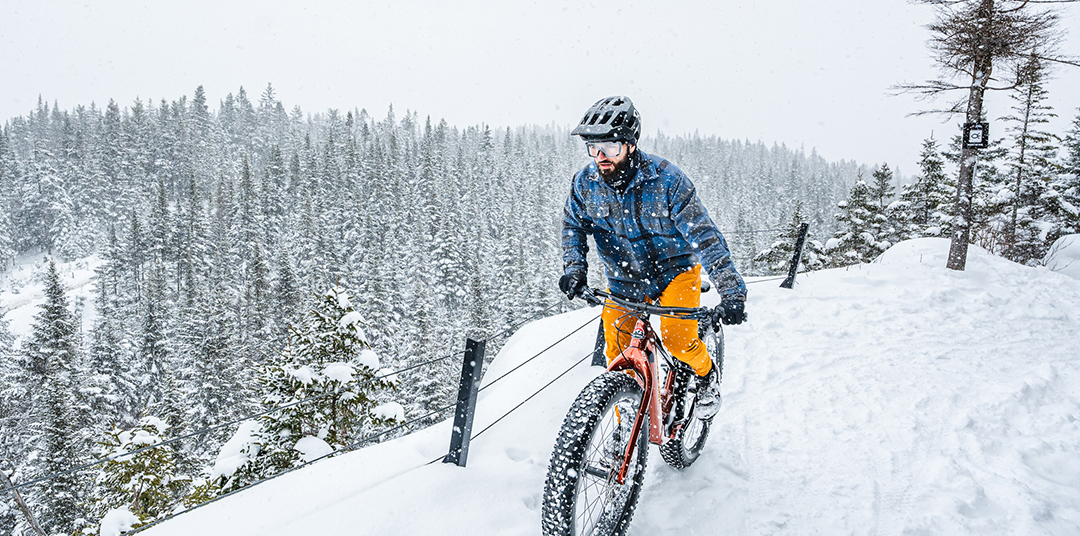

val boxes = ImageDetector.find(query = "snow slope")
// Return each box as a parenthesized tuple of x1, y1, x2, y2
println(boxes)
(12, 239, 1080, 535)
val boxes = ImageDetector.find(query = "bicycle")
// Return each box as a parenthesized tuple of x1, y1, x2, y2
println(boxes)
(541, 286, 725, 536)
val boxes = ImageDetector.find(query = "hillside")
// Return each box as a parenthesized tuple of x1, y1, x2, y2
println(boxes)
(116, 238, 1080, 536)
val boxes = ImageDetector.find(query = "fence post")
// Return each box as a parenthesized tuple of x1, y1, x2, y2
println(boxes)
(444, 338, 486, 467)
(591, 322, 606, 367)
(780, 223, 810, 289)
(1, 467, 46, 536)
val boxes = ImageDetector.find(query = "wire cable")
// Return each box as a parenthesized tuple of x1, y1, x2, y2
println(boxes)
(471, 351, 593, 441)
(0, 356, 460, 496)
(477, 312, 600, 392)
(127, 402, 460, 534)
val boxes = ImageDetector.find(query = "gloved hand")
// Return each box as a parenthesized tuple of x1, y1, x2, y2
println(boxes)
(714, 299, 747, 326)
(558, 272, 588, 301)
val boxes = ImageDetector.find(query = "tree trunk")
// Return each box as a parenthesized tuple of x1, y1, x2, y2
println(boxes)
(0, 468, 47, 536)
(947, 0, 995, 271)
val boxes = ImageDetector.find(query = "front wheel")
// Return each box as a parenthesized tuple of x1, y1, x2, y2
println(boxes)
(542, 372, 649, 536)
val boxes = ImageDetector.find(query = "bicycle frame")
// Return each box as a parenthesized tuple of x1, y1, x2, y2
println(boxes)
(585, 288, 713, 485)
(604, 311, 692, 485)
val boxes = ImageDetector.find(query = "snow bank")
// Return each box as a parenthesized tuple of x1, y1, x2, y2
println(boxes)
(210, 420, 262, 481)
(1044, 234, 1080, 279)
(294, 436, 333, 463)
(99, 507, 139, 536)
(142, 238, 1080, 536)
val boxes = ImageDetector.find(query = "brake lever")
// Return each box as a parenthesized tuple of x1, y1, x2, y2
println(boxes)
(580, 288, 604, 307)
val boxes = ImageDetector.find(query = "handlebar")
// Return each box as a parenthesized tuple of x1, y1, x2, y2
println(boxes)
(581, 288, 713, 322)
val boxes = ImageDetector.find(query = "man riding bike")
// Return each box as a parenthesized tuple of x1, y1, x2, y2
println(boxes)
(559, 95, 747, 419)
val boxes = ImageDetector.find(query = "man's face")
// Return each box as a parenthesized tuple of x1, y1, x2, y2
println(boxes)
(589, 141, 635, 179)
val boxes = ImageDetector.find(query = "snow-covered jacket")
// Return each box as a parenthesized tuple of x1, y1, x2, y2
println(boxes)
(562, 150, 747, 302)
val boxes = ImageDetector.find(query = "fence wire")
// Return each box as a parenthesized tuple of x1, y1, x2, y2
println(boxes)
(0, 350, 464, 497)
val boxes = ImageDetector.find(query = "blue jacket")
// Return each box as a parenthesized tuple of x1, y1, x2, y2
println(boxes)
(562, 150, 747, 302)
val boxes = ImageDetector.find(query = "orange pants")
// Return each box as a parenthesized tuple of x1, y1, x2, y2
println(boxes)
(602, 265, 712, 376)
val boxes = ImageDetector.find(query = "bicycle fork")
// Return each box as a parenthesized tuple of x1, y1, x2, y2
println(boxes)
(606, 318, 663, 485)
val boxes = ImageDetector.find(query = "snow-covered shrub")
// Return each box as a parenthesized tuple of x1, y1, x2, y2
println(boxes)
(209, 286, 402, 493)
(83, 416, 190, 534)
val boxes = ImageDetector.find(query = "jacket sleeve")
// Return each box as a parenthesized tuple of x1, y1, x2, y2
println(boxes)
(668, 175, 747, 300)
(561, 177, 591, 276)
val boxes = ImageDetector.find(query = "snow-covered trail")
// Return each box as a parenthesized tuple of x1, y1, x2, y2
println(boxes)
(142, 239, 1080, 536)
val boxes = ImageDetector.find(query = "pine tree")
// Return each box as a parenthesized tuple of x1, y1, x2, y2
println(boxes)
(998, 55, 1059, 264)
(753, 202, 827, 274)
(215, 286, 401, 491)
(1045, 108, 1080, 238)
(868, 164, 903, 249)
(23, 260, 85, 534)
(897, 136, 956, 239)
(827, 177, 885, 265)
(84, 417, 189, 533)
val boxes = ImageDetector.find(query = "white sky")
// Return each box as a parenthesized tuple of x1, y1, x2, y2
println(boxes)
(2, 0, 1078, 176)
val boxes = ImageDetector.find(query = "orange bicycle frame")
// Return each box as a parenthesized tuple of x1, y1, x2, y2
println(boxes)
(605, 314, 679, 484)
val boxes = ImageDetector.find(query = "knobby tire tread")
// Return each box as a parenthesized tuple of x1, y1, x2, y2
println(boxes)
(542, 372, 648, 536)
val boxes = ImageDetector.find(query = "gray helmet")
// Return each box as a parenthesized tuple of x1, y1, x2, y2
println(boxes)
(571, 96, 642, 143)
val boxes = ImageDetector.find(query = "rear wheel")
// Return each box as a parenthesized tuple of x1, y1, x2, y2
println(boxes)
(658, 323, 723, 469)
(542, 372, 649, 536)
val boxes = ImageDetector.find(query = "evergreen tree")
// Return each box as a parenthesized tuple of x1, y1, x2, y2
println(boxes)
(84, 416, 189, 533)
(827, 177, 886, 265)
(868, 163, 904, 249)
(998, 55, 1059, 264)
(216, 286, 401, 491)
(753, 202, 827, 274)
(897, 136, 955, 239)
(1046, 108, 1080, 238)
(23, 260, 85, 534)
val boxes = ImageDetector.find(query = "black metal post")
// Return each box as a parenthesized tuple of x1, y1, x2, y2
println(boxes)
(444, 338, 486, 467)
(780, 223, 810, 289)
(591, 322, 607, 367)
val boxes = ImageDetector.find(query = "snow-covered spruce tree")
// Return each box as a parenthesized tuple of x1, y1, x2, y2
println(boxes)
(0, 298, 27, 533)
(827, 177, 887, 265)
(897, 136, 957, 240)
(210, 286, 402, 493)
(22, 260, 87, 534)
(1045, 108, 1080, 238)
(83, 416, 189, 534)
(998, 55, 1059, 264)
(753, 202, 827, 274)
(868, 164, 905, 249)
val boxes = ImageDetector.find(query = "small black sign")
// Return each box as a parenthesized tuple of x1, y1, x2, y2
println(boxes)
(963, 122, 990, 149)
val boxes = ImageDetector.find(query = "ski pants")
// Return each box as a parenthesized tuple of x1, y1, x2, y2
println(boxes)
(602, 264, 712, 377)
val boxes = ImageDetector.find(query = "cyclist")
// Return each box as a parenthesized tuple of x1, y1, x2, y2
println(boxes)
(559, 95, 747, 419)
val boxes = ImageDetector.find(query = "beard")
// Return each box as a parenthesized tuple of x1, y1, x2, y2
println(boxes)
(598, 153, 633, 181)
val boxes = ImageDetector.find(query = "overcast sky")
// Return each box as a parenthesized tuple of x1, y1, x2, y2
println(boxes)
(2, 0, 1078, 176)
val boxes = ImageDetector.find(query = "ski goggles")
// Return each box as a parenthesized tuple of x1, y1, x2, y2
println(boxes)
(586, 140, 624, 158)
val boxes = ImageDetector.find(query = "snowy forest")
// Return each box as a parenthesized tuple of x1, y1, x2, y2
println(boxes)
(1, 73, 1078, 532)
(0, 84, 867, 534)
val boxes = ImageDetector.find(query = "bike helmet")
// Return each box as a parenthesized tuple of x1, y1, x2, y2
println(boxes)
(571, 96, 642, 144)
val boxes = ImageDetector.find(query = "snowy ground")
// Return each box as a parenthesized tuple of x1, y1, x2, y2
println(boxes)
(3, 239, 1079, 535)
(112, 238, 1078, 536)
(0, 253, 102, 346)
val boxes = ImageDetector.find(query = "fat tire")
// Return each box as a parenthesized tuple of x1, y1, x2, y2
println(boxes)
(542, 372, 648, 536)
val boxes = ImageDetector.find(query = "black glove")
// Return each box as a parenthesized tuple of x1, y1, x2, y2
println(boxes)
(558, 272, 588, 301)
(714, 299, 747, 326)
